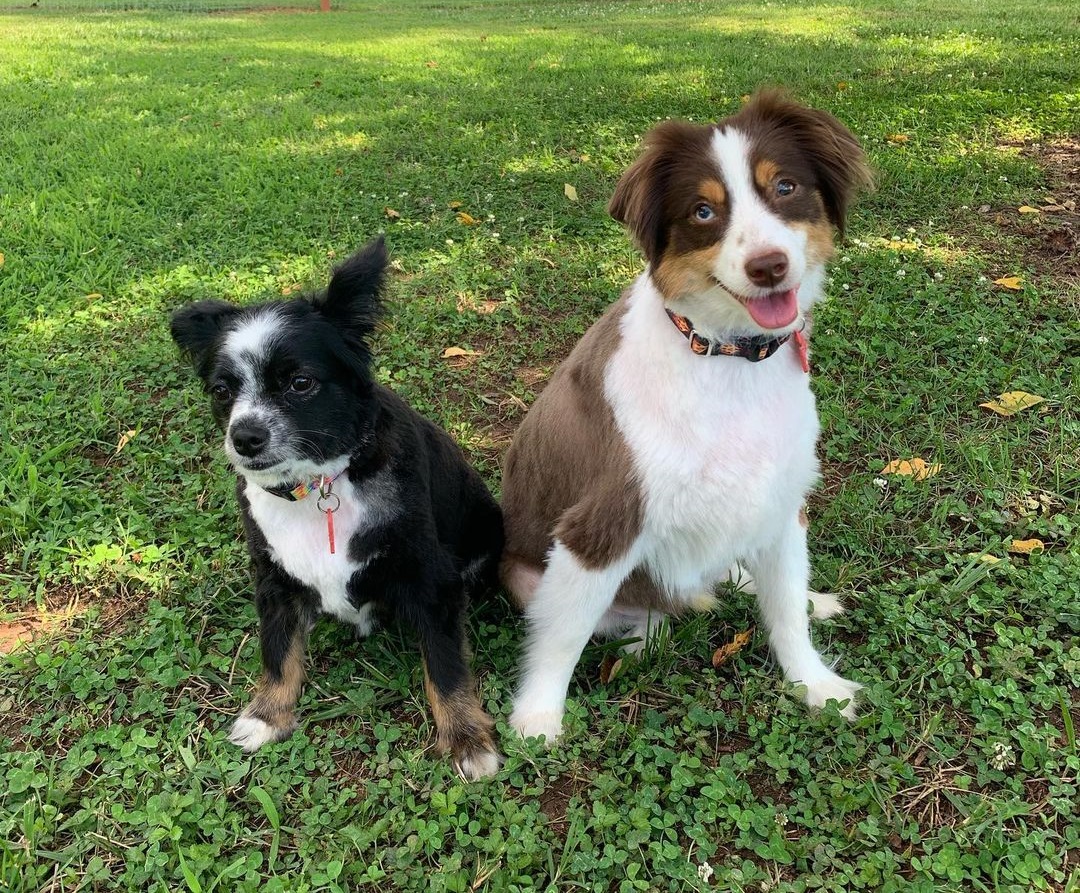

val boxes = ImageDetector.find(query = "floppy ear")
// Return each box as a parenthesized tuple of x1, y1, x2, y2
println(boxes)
(169, 300, 239, 380)
(609, 120, 699, 264)
(799, 107, 873, 235)
(743, 90, 873, 235)
(315, 236, 387, 344)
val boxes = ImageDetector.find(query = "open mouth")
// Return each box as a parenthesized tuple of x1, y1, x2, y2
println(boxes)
(712, 279, 799, 329)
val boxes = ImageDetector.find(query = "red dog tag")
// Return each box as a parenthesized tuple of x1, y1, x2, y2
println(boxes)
(793, 330, 810, 373)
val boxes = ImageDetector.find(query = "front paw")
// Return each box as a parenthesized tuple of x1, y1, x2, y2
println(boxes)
(801, 672, 862, 720)
(228, 711, 297, 752)
(457, 745, 504, 781)
(510, 707, 564, 744)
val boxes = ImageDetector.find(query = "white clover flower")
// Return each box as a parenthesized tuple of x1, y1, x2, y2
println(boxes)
(977, 335, 989, 344)
(874, 477, 888, 489)
(933, 272, 944, 281)
(697, 862, 714, 883)
(990, 741, 1015, 771)
(896, 269, 907, 278)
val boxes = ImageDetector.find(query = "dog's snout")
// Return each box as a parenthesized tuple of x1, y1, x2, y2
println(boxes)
(230, 420, 270, 457)
(745, 251, 789, 288)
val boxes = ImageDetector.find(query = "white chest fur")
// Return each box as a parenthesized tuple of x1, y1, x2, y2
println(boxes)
(605, 280, 820, 595)
(244, 476, 377, 626)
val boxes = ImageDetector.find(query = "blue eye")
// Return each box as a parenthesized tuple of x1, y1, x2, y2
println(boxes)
(776, 179, 796, 197)
(693, 203, 716, 222)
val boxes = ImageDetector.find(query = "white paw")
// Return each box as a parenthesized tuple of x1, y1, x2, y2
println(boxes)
(801, 672, 862, 720)
(510, 708, 564, 744)
(227, 713, 295, 751)
(457, 747, 504, 781)
(809, 591, 846, 620)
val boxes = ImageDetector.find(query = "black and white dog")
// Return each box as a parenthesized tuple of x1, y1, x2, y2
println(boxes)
(170, 238, 504, 779)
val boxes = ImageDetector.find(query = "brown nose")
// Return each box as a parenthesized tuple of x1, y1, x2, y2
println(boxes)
(745, 251, 789, 287)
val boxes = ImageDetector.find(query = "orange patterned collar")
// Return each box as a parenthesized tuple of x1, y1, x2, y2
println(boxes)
(665, 308, 802, 366)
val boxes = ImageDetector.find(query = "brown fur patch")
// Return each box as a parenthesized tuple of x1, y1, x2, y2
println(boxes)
(652, 245, 721, 300)
(422, 666, 496, 764)
(732, 89, 873, 234)
(754, 158, 781, 190)
(794, 218, 836, 266)
(247, 634, 306, 730)
(500, 295, 644, 590)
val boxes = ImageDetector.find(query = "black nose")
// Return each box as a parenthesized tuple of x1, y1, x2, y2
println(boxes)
(230, 421, 269, 457)
(745, 251, 789, 287)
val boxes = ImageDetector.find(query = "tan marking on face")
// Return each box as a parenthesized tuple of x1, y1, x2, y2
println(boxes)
(793, 216, 836, 265)
(422, 664, 497, 766)
(697, 179, 727, 212)
(653, 245, 723, 301)
(500, 295, 645, 591)
(247, 634, 306, 729)
(754, 158, 782, 190)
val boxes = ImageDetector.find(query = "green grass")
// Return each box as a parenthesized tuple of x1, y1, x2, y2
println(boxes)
(1, 1, 1078, 890)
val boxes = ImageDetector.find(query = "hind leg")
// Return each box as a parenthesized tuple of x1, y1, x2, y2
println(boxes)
(500, 554, 543, 609)
(595, 604, 669, 657)
(724, 563, 846, 620)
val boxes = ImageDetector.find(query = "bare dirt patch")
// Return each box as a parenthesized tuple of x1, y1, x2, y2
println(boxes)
(987, 138, 1079, 292)
(539, 770, 589, 835)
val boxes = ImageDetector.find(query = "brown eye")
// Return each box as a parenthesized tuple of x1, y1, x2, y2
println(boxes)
(776, 179, 797, 197)
(290, 375, 315, 393)
(210, 383, 231, 402)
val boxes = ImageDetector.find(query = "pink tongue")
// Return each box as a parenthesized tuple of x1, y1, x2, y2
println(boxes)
(745, 289, 799, 329)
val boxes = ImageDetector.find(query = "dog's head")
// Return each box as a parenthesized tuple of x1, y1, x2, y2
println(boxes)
(170, 237, 387, 486)
(609, 90, 872, 335)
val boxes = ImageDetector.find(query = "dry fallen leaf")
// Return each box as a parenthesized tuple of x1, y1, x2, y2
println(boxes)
(886, 133, 909, 144)
(86, 292, 103, 300)
(979, 391, 1045, 417)
(449, 200, 463, 209)
(837, 81, 848, 91)
(1017, 206, 1041, 214)
(711, 628, 754, 669)
(115, 429, 138, 455)
(0, 252, 5, 268)
(881, 457, 942, 481)
(456, 211, 479, 225)
(384, 207, 400, 219)
(563, 183, 578, 202)
(1040, 204, 1067, 212)
(967, 553, 1003, 565)
(992, 275, 1023, 291)
(599, 654, 624, 684)
(1008, 538, 1045, 555)
(441, 346, 479, 358)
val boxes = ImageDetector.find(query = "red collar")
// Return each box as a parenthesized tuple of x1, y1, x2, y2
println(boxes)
(665, 309, 808, 371)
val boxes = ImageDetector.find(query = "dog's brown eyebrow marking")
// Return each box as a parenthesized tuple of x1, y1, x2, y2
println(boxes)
(754, 159, 781, 190)
(697, 179, 727, 209)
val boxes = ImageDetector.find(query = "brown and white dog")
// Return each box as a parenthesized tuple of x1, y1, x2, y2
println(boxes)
(500, 91, 872, 742)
